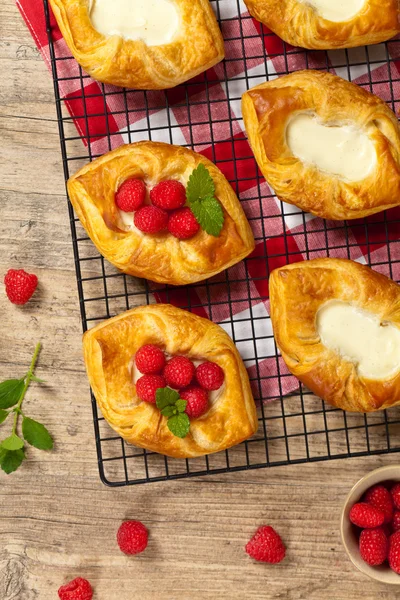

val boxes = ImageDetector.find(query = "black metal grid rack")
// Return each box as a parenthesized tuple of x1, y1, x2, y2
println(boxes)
(44, 0, 400, 486)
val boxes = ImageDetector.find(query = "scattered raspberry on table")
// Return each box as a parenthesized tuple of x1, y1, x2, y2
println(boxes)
(245, 525, 286, 564)
(58, 577, 93, 600)
(117, 520, 148, 555)
(4, 268, 38, 305)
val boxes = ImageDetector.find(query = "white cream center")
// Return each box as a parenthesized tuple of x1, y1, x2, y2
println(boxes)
(90, 0, 180, 46)
(316, 301, 400, 380)
(306, 0, 366, 22)
(286, 113, 376, 182)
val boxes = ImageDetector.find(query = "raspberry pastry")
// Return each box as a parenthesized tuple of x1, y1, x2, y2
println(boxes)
(270, 258, 400, 413)
(48, 0, 225, 89)
(242, 71, 400, 220)
(83, 304, 258, 458)
(67, 141, 255, 285)
(244, 0, 399, 50)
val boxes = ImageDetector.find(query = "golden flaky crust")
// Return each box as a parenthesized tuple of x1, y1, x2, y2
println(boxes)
(269, 258, 400, 413)
(244, 0, 399, 49)
(67, 141, 255, 285)
(83, 304, 258, 458)
(242, 71, 400, 221)
(48, 0, 224, 89)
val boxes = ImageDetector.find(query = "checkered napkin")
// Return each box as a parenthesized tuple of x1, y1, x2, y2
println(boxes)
(16, 0, 400, 401)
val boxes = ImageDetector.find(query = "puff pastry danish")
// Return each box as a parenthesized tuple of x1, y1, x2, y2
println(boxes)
(83, 304, 258, 458)
(48, 0, 225, 89)
(68, 141, 255, 285)
(242, 71, 400, 221)
(244, 0, 399, 50)
(270, 258, 400, 413)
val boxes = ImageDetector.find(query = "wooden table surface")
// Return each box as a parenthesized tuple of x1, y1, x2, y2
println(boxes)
(1, 2, 400, 599)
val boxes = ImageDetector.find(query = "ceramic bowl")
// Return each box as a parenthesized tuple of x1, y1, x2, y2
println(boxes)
(341, 465, 400, 584)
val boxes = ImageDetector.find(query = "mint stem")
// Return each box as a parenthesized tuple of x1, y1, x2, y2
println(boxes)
(12, 343, 41, 436)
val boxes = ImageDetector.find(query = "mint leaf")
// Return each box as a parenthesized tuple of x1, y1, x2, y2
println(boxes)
(190, 197, 224, 237)
(0, 379, 24, 409)
(0, 410, 9, 425)
(175, 399, 187, 413)
(0, 448, 25, 474)
(1, 434, 24, 451)
(160, 405, 177, 418)
(22, 417, 53, 450)
(167, 413, 190, 439)
(186, 163, 216, 203)
(156, 387, 180, 411)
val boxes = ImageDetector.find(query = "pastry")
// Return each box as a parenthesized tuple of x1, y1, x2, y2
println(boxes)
(48, 0, 225, 89)
(67, 141, 255, 285)
(242, 71, 400, 221)
(83, 304, 258, 458)
(269, 258, 400, 413)
(244, 0, 399, 50)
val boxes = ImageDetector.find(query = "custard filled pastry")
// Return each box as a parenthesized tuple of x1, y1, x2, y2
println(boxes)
(48, 0, 225, 89)
(270, 258, 400, 413)
(244, 0, 399, 50)
(242, 71, 400, 221)
(83, 304, 258, 458)
(67, 141, 255, 285)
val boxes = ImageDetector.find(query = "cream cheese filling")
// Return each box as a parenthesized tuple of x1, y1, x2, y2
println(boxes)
(316, 301, 400, 380)
(89, 0, 180, 47)
(286, 113, 377, 182)
(305, 0, 366, 22)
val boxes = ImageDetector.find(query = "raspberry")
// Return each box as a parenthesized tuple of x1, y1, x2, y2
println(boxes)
(245, 526, 286, 564)
(58, 578, 93, 600)
(134, 206, 168, 234)
(4, 269, 38, 305)
(163, 356, 195, 389)
(365, 484, 394, 524)
(150, 180, 186, 211)
(389, 531, 400, 573)
(359, 528, 388, 566)
(180, 386, 209, 419)
(349, 503, 385, 529)
(136, 375, 166, 404)
(393, 511, 400, 532)
(168, 208, 200, 240)
(135, 344, 165, 374)
(115, 178, 146, 212)
(117, 520, 148, 555)
(196, 361, 224, 391)
(392, 483, 400, 510)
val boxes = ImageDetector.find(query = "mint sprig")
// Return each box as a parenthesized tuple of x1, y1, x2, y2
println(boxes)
(156, 387, 190, 439)
(0, 343, 53, 475)
(186, 164, 224, 237)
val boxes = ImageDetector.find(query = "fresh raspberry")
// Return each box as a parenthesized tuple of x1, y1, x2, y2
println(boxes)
(196, 361, 225, 391)
(115, 178, 146, 212)
(245, 526, 286, 564)
(365, 484, 394, 524)
(135, 344, 166, 374)
(393, 511, 400, 532)
(168, 208, 200, 240)
(391, 483, 400, 510)
(58, 578, 93, 600)
(150, 180, 186, 210)
(389, 531, 400, 573)
(4, 269, 38, 305)
(117, 520, 148, 555)
(349, 503, 385, 529)
(359, 528, 388, 566)
(163, 356, 195, 389)
(134, 206, 168, 234)
(136, 375, 166, 404)
(180, 386, 209, 419)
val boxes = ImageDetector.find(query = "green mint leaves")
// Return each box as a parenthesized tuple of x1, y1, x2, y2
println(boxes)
(156, 387, 190, 439)
(186, 164, 224, 237)
(0, 343, 53, 475)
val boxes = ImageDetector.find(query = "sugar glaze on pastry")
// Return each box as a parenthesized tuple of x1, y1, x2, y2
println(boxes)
(269, 258, 400, 413)
(305, 0, 366, 23)
(286, 113, 377, 182)
(242, 71, 400, 220)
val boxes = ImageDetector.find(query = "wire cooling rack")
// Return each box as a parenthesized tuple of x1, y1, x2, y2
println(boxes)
(44, 0, 400, 486)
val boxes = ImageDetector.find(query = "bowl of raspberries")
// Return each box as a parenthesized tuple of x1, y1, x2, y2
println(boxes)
(341, 465, 400, 584)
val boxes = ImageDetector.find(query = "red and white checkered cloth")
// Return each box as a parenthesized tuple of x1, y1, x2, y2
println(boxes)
(17, 0, 400, 401)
